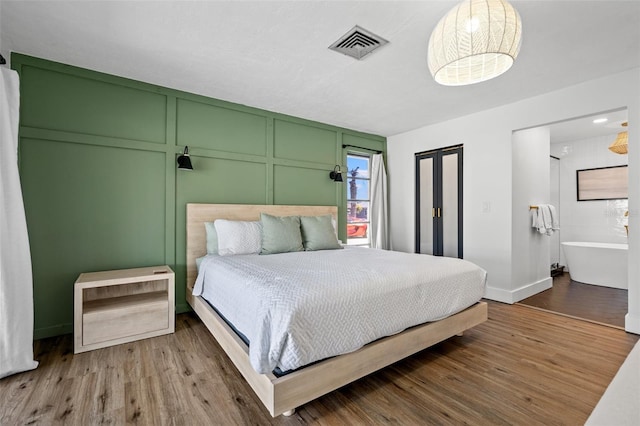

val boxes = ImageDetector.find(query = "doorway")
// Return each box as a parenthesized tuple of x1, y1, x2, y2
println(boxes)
(415, 145, 463, 257)
(516, 109, 629, 329)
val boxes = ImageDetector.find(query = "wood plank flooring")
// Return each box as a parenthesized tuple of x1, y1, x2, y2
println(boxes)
(518, 273, 628, 328)
(1, 301, 637, 425)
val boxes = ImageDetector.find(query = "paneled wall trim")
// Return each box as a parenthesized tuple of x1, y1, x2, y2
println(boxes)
(11, 53, 386, 339)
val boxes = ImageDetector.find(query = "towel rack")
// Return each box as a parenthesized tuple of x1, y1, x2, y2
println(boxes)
(529, 205, 539, 210)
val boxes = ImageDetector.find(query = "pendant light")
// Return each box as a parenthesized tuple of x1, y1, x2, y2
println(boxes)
(608, 122, 628, 155)
(428, 0, 523, 86)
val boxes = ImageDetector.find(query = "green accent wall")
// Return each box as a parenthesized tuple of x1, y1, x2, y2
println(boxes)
(11, 53, 386, 339)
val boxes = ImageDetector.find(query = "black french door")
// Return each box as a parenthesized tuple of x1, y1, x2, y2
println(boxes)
(415, 145, 463, 257)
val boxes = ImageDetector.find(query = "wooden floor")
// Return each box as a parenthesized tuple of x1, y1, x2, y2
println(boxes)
(518, 273, 628, 328)
(1, 302, 637, 425)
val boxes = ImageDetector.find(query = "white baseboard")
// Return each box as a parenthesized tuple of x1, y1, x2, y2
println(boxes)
(625, 313, 640, 335)
(484, 277, 553, 304)
(513, 277, 553, 302)
(483, 286, 514, 304)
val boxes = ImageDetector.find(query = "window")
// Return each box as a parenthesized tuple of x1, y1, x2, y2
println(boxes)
(346, 154, 370, 247)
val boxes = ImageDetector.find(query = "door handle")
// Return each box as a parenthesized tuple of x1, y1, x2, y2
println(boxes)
(437, 207, 441, 217)
(432, 208, 436, 218)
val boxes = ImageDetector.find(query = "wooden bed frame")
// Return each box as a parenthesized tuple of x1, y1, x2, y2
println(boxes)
(185, 203, 488, 417)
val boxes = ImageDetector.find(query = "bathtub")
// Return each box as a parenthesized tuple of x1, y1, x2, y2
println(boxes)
(561, 242, 628, 289)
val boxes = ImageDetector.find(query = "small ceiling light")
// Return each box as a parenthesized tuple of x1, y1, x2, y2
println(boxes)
(608, 122, 628, 155)
(593, 118, 608, 124)
(177, 146, 193, 170)
(329, 165, 343, 182)
(427, 0, 523, 86)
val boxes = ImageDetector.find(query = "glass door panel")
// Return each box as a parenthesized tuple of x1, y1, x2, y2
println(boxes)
(418, 156, 434, 255)
(441, 152, 459, 257)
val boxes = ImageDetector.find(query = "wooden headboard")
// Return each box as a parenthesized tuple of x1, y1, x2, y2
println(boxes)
(186, 204, 339, 295)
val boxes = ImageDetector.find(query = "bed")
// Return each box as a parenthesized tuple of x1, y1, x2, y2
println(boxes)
(185, 203, 488, 417)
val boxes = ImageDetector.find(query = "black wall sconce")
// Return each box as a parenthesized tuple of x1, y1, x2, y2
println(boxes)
(329, 165, 343, 182)
(177, 146, 193, 171)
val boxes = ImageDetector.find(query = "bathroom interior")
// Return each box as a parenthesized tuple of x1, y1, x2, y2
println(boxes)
(519, 109, 629, 328)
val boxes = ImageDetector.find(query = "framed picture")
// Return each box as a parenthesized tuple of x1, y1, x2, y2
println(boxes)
(576, 165, 628, 201)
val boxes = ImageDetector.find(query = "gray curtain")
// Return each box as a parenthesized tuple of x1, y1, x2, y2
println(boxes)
(370, 154, 390, 249)
(0, 67, 38, 378)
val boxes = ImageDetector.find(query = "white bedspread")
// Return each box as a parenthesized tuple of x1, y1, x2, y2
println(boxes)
(193, 247, 486, 374)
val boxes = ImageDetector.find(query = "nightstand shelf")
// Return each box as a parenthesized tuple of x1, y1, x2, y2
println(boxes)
(83, 291, 167, 313)
(74, 265, 175, 354)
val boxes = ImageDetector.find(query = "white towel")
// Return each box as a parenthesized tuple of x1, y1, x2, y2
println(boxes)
(540, 205, 553, 235)
(548, 205, 560, 230)
(532, 204, 559, 236)
(532, 207, 543, 234)
(532, 206, 545, 234)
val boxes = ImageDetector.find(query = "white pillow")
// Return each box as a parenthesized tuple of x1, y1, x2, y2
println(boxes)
(214, 220, 262, 256)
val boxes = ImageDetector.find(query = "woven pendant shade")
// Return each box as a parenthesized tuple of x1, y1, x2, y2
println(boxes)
(428, 0, 522, 86)
(608, 122, 628, 155)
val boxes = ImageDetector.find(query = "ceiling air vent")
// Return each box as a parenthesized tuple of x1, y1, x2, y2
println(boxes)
(329, 25, 388, 60)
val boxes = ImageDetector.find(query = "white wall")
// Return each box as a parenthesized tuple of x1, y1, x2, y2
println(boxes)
(551, 135, 628, 270)
(0, 0, 7, 67)
(387, 67, 640, 334)
(511, 127, 552, 300)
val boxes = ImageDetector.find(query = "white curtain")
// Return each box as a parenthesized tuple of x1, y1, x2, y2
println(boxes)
(0, 67, 38, 379)
(370, 153, 390, 250)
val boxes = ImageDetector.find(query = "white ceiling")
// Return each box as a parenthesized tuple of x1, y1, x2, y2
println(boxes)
(1, 1, 639, 138)
(549, 108, 628, 145)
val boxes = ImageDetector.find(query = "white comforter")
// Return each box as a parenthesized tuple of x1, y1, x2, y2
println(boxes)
(193, 247, 486, 374)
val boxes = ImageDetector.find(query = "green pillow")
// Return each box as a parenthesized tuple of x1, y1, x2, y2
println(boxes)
(260, 213, 304, 255)
(300, 215, 343, 251)
(204, 222, 218, 255)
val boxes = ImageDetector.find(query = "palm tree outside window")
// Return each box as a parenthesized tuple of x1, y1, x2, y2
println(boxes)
(346, 154, 370, 247)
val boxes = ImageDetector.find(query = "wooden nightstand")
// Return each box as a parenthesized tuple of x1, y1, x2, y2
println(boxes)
(74, 265, 175, 354)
